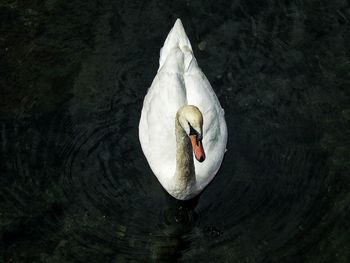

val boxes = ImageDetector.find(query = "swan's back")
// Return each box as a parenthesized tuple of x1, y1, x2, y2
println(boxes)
(139, 19, 227, 193)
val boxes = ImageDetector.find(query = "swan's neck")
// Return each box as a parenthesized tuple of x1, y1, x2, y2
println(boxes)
(175, 116, 196, 191)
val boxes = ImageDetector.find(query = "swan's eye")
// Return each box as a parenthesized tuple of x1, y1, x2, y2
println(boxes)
(188, 122, 202, 143)
(188, 122, 197, 136)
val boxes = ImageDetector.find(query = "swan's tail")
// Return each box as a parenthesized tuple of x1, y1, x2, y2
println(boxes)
(158, 19, 195, 72)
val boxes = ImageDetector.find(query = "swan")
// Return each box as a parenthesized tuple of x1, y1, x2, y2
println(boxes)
(139, 19, 228, 200)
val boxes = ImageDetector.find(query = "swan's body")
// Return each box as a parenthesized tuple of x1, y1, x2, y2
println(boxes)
(139, 19, 227, 200)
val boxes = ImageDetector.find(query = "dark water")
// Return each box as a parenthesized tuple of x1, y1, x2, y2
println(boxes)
(1, 0, 350, 262)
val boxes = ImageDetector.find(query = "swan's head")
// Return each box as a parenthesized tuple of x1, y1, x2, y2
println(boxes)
(177, 105, 206, 162)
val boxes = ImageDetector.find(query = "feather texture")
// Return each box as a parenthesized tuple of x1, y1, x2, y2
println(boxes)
(139, 19, 228, 200)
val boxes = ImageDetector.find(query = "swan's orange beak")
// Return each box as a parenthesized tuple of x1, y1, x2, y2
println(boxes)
(190, 135, 206, 162)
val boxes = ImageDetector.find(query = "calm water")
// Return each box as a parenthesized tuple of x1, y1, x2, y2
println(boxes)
(1, 0, 349, 262)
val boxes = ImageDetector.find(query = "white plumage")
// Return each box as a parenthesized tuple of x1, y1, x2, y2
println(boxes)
(139, 19, 227, 200)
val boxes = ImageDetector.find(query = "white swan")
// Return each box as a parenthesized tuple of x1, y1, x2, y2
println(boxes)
(139, 19, 228, 200)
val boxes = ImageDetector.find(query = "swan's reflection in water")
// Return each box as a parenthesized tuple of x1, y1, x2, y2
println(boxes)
(163, 195, 199, 228)
(149, 194, 200, 261)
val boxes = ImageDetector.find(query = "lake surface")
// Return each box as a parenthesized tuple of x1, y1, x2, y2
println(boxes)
(1, 0, 349, 262)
